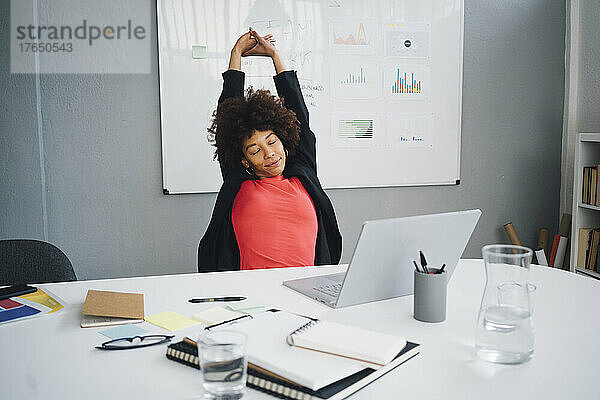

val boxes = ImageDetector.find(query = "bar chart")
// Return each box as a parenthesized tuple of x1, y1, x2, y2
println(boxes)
(332, 64, 379, 99)
(340, 67, 366, 84)
(391, 69, 422, 94)
(384, 64, 430, 100)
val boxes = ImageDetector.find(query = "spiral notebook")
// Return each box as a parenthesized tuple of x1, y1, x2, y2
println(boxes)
(286, 320, 407, 365)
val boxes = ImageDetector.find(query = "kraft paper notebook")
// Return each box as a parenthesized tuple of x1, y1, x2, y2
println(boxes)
(80, 290, 144, 328)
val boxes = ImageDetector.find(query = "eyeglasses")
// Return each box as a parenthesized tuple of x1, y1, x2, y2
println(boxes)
(95, 334, 175, 350)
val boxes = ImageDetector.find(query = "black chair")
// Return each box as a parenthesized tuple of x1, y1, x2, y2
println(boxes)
(0, 239, 77, 286)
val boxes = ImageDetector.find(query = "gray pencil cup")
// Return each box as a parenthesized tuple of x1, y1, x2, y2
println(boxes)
(413, 269, 447, 323)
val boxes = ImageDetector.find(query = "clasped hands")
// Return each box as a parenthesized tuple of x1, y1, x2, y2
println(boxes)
(233, 28, 277, 58)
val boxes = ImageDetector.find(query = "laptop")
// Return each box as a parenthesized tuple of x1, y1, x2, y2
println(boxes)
(283, 209, 481, 308)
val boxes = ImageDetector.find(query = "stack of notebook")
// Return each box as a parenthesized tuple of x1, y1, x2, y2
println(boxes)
(166, 310, 420, 400)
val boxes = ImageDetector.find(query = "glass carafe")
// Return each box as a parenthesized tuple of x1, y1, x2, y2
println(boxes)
(475, 245, 534, 364)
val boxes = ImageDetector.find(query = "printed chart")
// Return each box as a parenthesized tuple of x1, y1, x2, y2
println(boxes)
(384, 23, 430, 59)
(331, 64, 379, 99)
(332, 114, 377, 147)
(384, 65, 430, 100)
(386, 113, 433, 148)
(329, 19, 377, 54)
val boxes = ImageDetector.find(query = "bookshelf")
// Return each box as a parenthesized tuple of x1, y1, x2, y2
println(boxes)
(570, 133, 600, 279)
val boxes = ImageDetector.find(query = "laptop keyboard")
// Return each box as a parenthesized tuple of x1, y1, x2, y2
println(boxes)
(313, 283, 342, 297)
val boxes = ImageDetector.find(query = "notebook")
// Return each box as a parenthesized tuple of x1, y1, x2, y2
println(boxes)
(166, 336, 420, 400)
(80, 290, 144, 328)
(80, 314, 144, 328)
(286, 320, 407, 365)
(209, 310, 419, 391)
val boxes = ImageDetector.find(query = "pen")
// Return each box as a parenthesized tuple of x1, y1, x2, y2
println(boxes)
(189, 296, 247, 303)
(419, 251, 429, 273)
(413, 260, 422, 273)
(204, 314, 252, 330)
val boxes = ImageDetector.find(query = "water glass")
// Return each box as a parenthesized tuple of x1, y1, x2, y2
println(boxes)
(197, 330, 247, 400)
(497, 282, 536, 314)
(476, 244, 535, 364)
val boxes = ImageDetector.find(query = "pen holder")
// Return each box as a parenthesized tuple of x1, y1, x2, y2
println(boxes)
(413, 269, 447, 323)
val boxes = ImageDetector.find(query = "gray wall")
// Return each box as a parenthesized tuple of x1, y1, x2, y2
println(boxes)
(0, 0, 565, 280)
(578, 0, 600, 132)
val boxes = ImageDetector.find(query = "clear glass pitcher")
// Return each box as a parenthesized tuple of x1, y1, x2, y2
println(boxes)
(475, 244, 534, 364)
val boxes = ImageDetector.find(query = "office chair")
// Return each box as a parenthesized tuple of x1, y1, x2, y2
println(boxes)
(0, 239, 77, 286)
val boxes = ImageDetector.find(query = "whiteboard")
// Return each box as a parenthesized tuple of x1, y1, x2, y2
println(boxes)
(157, 0, 463, 194)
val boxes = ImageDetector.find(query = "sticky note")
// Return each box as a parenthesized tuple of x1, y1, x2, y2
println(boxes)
(99, 324, 148, 339)
(145, 311, 201, 332)
(192, 45, 207, 59)
(192, 307, 244, 325)
(225, 300, 269, 315)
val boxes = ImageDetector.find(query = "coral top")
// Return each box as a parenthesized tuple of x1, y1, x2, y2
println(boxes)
(232, 175, 318, 270)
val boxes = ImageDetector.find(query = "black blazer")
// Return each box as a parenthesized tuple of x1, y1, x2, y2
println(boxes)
(197, 69, 342, 272)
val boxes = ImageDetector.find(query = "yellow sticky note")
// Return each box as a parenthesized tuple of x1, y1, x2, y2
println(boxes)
(145, 311, 200, 332)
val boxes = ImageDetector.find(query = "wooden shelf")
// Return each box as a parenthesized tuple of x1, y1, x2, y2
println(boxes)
(578, 202, 600, 211)
(575, 267, 600, 280)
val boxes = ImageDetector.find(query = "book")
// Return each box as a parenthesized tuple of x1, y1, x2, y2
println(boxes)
(587, 230, 600, 270)
(597, 164, 600, 206)
(553, 236, 568, 269)
(583, 167, 590, 204)
(534, 248, 548, 266)
(596, 244, 600, 272)
(592, 169, 598, 206)
(596, 243, 600, 272)
(166, 336, 420, 400)
(586, 229, 594, 268)
(80, 290, 144, 328)
(285, 320, 406, 366)
(577, 228, 593, 269)
(549, 234, 561, 267)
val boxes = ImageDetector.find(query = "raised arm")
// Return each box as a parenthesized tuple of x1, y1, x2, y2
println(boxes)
(219, 30, 278, 104)
(217, 32, 255, 104)
(242, 30, 312, 149)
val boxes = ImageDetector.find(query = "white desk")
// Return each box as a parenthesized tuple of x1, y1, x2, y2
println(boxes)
(2, 259, 599, 399)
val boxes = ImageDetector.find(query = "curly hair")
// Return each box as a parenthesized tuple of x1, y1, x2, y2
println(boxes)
(207, 87, 301, 171)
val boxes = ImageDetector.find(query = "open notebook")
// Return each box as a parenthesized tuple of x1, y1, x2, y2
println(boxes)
(211, 310, 418, 391)
(286, 320, 407, 365)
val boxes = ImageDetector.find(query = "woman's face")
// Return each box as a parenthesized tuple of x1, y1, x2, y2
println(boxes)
(241, 129, 286, 178)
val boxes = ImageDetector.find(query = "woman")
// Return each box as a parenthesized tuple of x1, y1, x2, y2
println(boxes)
(198, 29, 341, 272)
